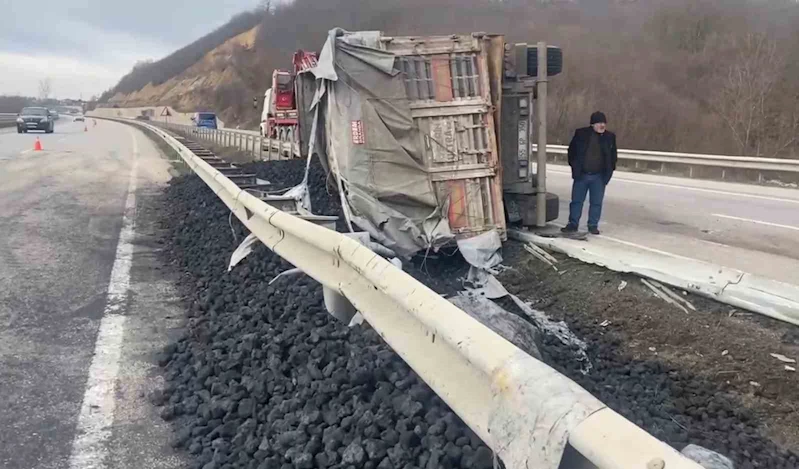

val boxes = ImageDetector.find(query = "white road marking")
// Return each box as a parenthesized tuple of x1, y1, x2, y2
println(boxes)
(713, 213, 799, 232)
(20, 149, 32, 155)
(68, 128, 139, 469)
(549, 220, 714, 262)
(547, 167, 799, 205)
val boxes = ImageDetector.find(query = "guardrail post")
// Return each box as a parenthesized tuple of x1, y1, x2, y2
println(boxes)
(258, 137, 263, 160)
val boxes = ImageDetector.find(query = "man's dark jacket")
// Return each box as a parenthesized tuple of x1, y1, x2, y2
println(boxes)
(567, 127, 618, 184)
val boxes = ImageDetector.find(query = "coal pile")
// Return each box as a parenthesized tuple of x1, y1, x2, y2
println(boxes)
(156, 153, 797, 469)
(498, 268, 798, 468)
(537, 323, 798, 469)
(242, 158, 343, 219)
(155, 173, 496, 469)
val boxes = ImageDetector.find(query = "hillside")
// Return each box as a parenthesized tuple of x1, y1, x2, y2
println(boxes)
(102, 0, 799, 157)
(106, 27, 259, 127)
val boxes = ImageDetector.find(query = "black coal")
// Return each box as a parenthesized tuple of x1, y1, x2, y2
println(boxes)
(156, 155, 797, 469)
(156, 164, 495, 469)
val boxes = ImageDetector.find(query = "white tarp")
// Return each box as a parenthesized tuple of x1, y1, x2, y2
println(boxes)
(306, 28, 453, 257)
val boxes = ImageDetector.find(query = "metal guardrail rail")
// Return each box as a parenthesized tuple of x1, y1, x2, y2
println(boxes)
(154, 121, 299, 159)
(104, 116, 799, 182)
(106, 116, 703, 469)
(535, 144, 799, 177)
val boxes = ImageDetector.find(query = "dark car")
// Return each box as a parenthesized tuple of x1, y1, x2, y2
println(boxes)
(17, 107, 55, 133)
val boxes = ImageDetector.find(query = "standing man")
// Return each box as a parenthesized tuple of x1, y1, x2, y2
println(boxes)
(561, 111, 617, 235)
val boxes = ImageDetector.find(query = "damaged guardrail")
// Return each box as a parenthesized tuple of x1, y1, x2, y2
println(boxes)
(115, 116, 704, 469)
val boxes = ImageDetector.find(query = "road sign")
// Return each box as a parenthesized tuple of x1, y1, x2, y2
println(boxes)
(160, 107, 172, 117)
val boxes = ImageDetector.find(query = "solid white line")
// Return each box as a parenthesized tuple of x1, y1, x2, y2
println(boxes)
(68, 128, 138, 469)
(547, 167, 799, 205)
(549, 220, 717, 263)
(713, 213, 799, 232)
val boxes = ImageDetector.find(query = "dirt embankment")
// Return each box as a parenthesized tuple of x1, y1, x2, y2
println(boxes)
(105, 27, 259, 127)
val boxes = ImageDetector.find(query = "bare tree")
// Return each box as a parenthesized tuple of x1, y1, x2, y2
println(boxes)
(38, 77, 52, 101)
(711, 33, 783, 156)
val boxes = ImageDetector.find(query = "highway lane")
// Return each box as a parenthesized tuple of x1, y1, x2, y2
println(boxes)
(0, 119, 182, 469)
(546, 165, 799, 285)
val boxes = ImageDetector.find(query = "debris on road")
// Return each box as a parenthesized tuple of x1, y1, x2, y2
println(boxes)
(641, 278, 689, 314)
(770, 353, 796, 364)
(618, 280, 628, 292)
(650, 280, 696, 311)
(523, 243, 558, 272)
(600, 320, 611, 327)
(681, 444, 734, 469)
(721, 350, 729, 357)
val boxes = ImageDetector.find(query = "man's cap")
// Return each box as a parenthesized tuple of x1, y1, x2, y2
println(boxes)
(590, 111, 607, 125)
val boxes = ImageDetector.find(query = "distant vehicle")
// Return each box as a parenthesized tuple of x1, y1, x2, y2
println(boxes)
(191, 112, 218, 129)
(73, 115, 85, 122)
(17, 107, 54, 133)
(259, 50, 318, 141)
(49, 110, 60, 120)
(135, 115, 151, 121)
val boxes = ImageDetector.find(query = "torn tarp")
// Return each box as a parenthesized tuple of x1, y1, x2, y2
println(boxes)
(306, 28, 453, 257)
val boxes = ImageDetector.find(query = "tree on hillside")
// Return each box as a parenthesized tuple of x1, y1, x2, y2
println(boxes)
(711, 33, 784, 156)
(38, 78, 52, 101)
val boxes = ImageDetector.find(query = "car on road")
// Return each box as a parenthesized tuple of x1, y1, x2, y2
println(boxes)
(73, 115, 85, 122)
(49, 110, 60, 120)
(16, 107, 55, 133)
(191, 111, 218, 129)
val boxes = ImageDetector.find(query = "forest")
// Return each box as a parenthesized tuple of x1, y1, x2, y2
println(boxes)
(100, 0, 799, 157)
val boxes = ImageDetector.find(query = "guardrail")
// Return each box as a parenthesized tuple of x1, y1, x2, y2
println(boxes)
(107, 115, 703, 469)
(0, 113, 17, 128)
(103, 115, 799, 185)
(153, 121, 299, 159)
(535, 144, 799, 183)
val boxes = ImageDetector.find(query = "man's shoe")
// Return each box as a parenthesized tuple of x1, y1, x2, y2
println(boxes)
(588, 226, 600, 235)
(561, 224, 578, 233)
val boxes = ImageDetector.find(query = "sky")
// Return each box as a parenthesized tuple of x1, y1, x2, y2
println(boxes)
(0, 0, 259, 99)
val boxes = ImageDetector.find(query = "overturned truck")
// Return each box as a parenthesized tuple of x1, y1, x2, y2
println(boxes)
(291, 29, 561, 257)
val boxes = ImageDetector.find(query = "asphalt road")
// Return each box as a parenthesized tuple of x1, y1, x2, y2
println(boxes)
(0, 119, 184, 469)
(547, 166, 799, 285)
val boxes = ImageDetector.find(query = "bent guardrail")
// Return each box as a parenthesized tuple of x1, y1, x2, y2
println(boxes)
(105, 115, 704, 469)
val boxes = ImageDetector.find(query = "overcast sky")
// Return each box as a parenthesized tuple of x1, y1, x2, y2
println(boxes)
(0, 0, 259, 99)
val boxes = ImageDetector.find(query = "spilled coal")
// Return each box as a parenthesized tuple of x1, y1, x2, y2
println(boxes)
(155, 159, 494, 469)
(156, 156, 797, 469)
